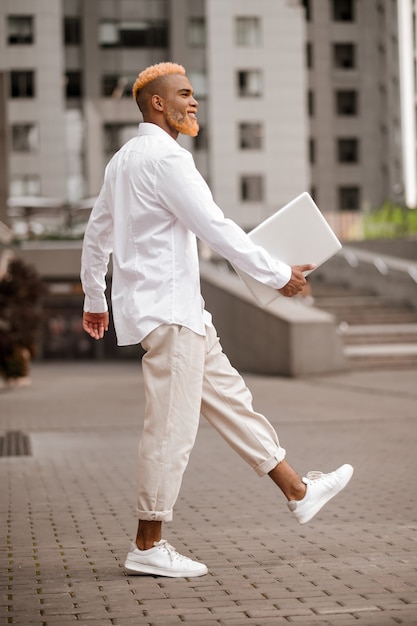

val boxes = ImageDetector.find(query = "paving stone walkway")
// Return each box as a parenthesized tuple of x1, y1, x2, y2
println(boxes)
(1, 361, 416, 626)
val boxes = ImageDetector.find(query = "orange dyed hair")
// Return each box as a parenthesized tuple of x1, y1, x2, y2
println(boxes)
(132, 62, 186, 101)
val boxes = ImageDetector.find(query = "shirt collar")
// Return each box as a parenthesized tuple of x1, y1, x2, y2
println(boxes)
(137, 122, 178, 145)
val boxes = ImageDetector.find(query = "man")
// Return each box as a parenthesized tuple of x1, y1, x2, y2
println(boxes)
(81, 62, 353, 579)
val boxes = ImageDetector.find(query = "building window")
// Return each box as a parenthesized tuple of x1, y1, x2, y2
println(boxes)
(237, 70, 262, 97)
(309, 138, 316, 164)
(240, 175, 264, 202)
(302, 0, 312, 21)
(188, 17, 205, 47)
(66, 72, 82, 98)
(7, 16, 34, 45)
(103, 124, 137, 155)
(194, 125, 208, 151)
(101, 75, 135, 98)
(335, 90, 358, 115)
(10, 175, 41, 196)
(308, 90, 315, 116)
(10, 71, 35, 98)
(98, 20, 168, 48)
(188, 72, 207, 98)
(239, 123, 263, 149)
(337, 138, 359, 163)
(11, 124, 39, 152)
(338, 186, 360, 210)
(333, 43, 355, 69)
(64, 17, 82, 45)
(332, 0, 354, 21)
(236, 17, 261, 46)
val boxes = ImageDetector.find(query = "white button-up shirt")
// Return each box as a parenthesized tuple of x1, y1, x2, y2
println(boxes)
(81, 123, 291, 345)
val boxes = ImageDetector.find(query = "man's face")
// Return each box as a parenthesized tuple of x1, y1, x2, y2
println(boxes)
(163, 75, 199, 137)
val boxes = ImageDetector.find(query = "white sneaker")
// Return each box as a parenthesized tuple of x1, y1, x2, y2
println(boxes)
(288, 464, 354, 524)
(124, 539, 208, 578)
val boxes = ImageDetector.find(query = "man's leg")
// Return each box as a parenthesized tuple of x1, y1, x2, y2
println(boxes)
(200, 324, 353, 523)
(124, 325, 208, 577)
(200, 324, 291, 477)
(136, 324, 205, 526)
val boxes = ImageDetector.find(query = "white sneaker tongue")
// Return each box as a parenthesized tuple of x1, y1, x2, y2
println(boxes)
(305, 470, 324, 481)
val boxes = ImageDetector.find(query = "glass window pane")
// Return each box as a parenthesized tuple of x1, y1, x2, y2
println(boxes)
(99, 20, 168, 48)
(333, 43, 355, 69)
(240, 175, 264, 202)
(8, 16, 34, 45)
(239, 123, 263, 149)
(238, 70, 262, 97)
(188, 17, 205, 47)
(64, 17, 81, 45)
(335, 90, 358, 115)
(332, 0, 354, 21)
(302, 0, 312, 21)
(11, 124, 39, 152)
(236, 17, 261, 46)
(10, 175, 41, 196)
(66, 72, 82, 98)
(337, 138, 359, 163)
(188, 72, 207, 98)
(339, 186, 360, 210)
(10, 71, 35, 98)
(99, 21, 119, 46)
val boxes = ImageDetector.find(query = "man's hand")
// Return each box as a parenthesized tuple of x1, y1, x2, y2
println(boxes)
(278, 264, 316, 298)
(83, 311, 109, 340)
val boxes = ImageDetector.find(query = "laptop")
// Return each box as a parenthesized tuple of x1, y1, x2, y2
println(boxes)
(232, 192, 342, 307)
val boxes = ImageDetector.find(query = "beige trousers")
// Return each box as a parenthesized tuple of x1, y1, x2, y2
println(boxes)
(137, 323, 286, 521)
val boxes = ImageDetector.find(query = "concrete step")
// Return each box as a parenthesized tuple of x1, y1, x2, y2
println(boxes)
(315, 295, 403, 308)
(339, 323, 417, 345)
(326, 310, 417, 325)
(309, 281, 417, 368)
(343, 343, 417, 369)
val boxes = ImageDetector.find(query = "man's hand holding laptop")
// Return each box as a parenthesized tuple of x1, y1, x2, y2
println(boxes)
(278, 264, 316, 298)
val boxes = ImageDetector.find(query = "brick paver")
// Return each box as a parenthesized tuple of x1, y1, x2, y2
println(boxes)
(1, 362, 417, 625)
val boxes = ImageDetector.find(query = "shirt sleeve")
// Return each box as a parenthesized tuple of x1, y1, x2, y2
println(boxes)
(80, 180, 113, 313)
(155, 151, 292, 289)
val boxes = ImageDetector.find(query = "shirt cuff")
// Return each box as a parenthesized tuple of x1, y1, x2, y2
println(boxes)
(273, 261, 292, 289)
(83, 295, 108, 313)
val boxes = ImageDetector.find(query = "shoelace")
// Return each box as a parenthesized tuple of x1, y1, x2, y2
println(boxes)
(155, 540, 188, 562)
(305, 470, 324, 481)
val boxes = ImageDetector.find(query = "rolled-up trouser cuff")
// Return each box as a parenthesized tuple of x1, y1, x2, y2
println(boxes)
(137, 508, 173, 522)
(254, 447, 286, 477)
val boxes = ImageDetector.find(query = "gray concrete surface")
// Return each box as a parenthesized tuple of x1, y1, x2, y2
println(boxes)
(1, 360, 417, 625)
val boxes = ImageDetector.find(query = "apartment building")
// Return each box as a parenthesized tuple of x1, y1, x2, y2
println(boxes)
(1, 0, 415, 233)
(304, 0, 405, 213)
(0, 0, 308, 232)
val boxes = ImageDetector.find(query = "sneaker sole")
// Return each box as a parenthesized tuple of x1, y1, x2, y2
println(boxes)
(124, 558, 208, 578)
(298, 464, 354, 525)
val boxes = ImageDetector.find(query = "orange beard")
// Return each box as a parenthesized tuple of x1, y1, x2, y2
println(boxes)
(165, 105, 199, 137)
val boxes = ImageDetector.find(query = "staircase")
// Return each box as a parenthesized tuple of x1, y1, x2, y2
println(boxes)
(309, 281, 417, 369)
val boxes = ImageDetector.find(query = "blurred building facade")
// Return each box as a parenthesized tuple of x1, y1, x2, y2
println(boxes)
(304, 0, 406, 213)
(0, 0, 414, 233)
(0, 0, 308, 231)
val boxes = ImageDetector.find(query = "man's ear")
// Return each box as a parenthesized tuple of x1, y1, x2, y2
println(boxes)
(151, 95, 164, 112)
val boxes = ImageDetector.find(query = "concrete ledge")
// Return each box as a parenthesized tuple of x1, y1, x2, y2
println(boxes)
(200, 261, 347, 377)
(9, 242, 347, 376)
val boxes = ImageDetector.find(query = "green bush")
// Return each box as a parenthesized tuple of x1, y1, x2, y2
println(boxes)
(363, 202, 417, 239)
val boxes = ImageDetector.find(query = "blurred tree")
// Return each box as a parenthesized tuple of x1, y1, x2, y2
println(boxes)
(0, 256, 45, 383)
